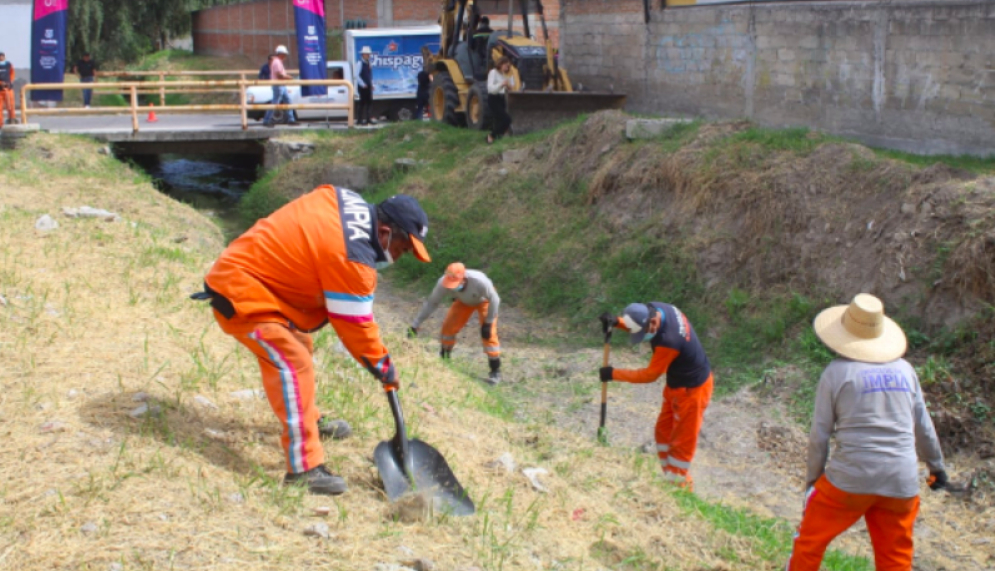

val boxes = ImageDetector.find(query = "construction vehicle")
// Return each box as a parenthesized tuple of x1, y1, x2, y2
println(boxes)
(429, 0, 626, 133)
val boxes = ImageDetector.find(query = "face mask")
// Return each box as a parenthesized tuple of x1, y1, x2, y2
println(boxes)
(375, 250, 394, 270)
(376, 230, 394, 270)
(642, 331, 654, 343)
(456, 283, 466, 292)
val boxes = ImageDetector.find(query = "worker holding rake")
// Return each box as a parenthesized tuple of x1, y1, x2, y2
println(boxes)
(787, 294, 947, 571)
(409, 262, 503, 384)
(598, 302, 714, 490)
(198, 187, 431, 495)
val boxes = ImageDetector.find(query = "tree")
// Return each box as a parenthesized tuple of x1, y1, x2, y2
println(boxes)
(67, 0, 243, 64)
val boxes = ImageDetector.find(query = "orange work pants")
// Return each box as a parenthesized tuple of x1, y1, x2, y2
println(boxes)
(0, 89, 14, 126)
(787, 475, 919, 571)
(215, 312, 323, 474)
(656, 373, 713, 489)
(440, 300, 500, 358)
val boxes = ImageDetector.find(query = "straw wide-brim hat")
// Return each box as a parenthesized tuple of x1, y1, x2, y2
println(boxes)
(813, 293, 907, 363)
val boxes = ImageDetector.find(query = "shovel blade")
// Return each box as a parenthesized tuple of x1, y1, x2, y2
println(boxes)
(374, 438, 475, 516)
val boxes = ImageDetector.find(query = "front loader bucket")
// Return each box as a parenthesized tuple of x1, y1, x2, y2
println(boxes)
(505, 91, 626, 134)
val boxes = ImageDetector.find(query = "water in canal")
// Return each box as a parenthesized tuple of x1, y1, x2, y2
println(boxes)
(127, 153, 261, 239)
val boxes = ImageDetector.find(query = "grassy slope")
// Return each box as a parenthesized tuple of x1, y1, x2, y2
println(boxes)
(240, 118, 995, 432)
(0, 136, 873, 569)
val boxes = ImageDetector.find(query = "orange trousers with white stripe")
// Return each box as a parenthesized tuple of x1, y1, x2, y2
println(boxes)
(656, 374, 713, 489)
(787, 475, 918, 571)
(440, 300, 500, 358)
(215, 311, 323, 474)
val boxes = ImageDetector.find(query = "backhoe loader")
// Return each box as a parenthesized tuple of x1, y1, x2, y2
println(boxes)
(428, 0, 625, 133)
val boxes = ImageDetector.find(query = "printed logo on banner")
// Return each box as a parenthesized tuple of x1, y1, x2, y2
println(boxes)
(386, 41, 399, 54)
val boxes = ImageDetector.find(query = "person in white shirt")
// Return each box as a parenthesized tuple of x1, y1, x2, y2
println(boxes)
(486, 57, 515, 144)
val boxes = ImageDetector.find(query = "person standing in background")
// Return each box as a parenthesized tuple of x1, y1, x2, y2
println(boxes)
(486, 57, 514, 144)
(355, 46, 375, 126)
(0, 52, 16, 127)
(72, 53, 98, 109)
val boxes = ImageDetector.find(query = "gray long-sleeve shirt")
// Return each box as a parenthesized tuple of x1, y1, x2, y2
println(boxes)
(806, 358, 945, 498)
(412, 269, 500, 328)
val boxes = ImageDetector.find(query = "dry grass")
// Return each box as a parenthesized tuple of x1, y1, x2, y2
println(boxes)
(0, 134, 802, 570)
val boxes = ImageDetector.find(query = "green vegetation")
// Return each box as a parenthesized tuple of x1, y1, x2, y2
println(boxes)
(873, 148, 995, 175)
(671, 489, 870, 570)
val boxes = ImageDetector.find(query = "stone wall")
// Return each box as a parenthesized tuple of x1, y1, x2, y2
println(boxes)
(560, 0, 995, 156)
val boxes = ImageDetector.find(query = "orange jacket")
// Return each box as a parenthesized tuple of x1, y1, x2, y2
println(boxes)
(205, 185, 395, 383)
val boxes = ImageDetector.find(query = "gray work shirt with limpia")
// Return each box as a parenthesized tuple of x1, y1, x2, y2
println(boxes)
(411, 269, 500, 328)
(806, 357, 945, 498)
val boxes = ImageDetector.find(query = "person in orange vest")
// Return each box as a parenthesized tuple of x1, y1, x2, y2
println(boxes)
(0, 52, 16, 127)
(786, 294, 947, 571)
(598, 302, 714, 490)
(198, 187, 431, 495)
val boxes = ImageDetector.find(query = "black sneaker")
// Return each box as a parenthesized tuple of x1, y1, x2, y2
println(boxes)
(487, 370, 502, 385)
(284, 465, 347, 495)
(317, 416, 352, 440)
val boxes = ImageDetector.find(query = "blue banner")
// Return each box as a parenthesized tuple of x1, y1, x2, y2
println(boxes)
(294, 0, 327, 97)
(30, 0, 68, 101)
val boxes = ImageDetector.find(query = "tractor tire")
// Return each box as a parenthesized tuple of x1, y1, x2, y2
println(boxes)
(431, 71, 461, 126)
(466, 83, 490, 131)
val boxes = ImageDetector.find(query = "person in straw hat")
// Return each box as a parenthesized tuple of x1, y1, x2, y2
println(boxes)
(786, 293, 948, 571)
(408, 262, 503, 384)
(597, 302, 714, 490)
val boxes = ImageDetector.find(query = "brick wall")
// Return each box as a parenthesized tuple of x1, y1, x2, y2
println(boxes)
(560, 0, 995, 156)
(193, 0, 439, 62)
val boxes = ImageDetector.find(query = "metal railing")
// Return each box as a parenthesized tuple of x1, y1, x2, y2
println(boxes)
(19, 78, 354, 132)
(94, 70, 309, 106)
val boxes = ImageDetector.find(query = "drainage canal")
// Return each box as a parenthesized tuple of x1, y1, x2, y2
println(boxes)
(120, 151, 262, 239)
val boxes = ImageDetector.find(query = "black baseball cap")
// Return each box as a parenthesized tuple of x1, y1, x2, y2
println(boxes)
(378, 195, 431, 262)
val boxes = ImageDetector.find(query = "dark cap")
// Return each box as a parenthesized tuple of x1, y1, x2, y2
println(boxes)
(620, 303, 665, 344)
(378, 194, 430, 262)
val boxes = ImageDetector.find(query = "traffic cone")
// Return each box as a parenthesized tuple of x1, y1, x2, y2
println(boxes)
(146, 103, 158, 123)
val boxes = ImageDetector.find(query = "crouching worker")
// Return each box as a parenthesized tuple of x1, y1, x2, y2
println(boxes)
(787, 294, 947, 571)
(197, 187, 431, 495)
(409, 263, 502, 384)
(598, 302, 714, 490)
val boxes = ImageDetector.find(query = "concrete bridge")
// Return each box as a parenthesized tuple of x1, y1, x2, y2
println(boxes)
(32, 113, 351, 156)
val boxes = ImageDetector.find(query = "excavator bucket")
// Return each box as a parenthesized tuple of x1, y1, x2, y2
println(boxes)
(506, 91, 627, 134)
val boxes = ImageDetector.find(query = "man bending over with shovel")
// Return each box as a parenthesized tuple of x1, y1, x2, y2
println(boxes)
(408, 263, 503, 384)
(199, 187, 431, 495)
(598, 302, 714, 490)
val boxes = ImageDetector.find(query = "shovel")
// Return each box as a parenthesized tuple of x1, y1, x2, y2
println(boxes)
(597, 327, 612, 444)
(374, 387, 475, 516)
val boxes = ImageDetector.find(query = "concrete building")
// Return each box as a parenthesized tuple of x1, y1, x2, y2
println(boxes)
(560, 0, 995, 156)
(0, 0, 33, 108)
(193, 0, 561, 63)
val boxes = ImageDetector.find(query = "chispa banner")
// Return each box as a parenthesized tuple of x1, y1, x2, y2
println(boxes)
(30, 0, 68, 101)
(294, 0, 327, 96)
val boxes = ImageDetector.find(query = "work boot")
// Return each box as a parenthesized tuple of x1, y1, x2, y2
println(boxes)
(284, 464, 347, 495)
(317, 416, 352, 440)
(440, 347, 451, 359)
(487, 357, 502, 385)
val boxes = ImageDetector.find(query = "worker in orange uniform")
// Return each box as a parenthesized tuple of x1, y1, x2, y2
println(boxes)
(598, 302, 714, 489)
(0, 52, 16, 127)
(786, 294, 947, 571)
(198, 187, 431, 495)
(408, 263, 502, 384)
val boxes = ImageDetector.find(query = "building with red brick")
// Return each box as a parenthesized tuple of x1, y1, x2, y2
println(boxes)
(193, 0, 561, 63)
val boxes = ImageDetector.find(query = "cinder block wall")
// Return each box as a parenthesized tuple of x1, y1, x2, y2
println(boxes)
(561, 0, 995, 156)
